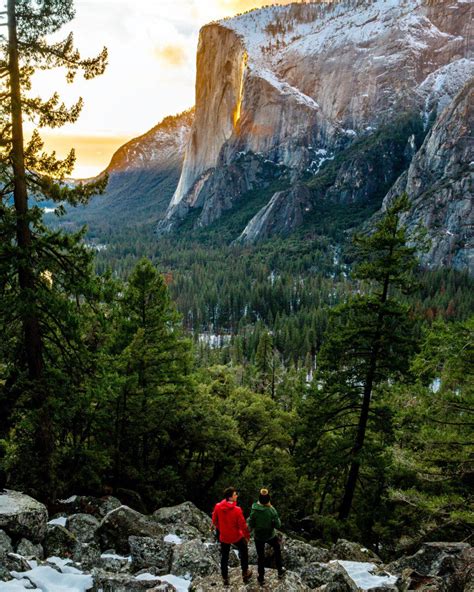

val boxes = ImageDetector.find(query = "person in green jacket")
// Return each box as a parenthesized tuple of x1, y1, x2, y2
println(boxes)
(248, 488, 285, 585)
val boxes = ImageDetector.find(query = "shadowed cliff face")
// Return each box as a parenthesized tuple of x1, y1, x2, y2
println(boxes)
(158, 0, 473, 259)
(383, 77, 474, 274)
(59, 109, 194, 229)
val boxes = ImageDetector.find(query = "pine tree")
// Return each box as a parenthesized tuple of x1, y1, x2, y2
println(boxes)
(0, 0, 107, 500)
(315, 195, 420, 520)
(112, 259, 193, 497)
(390, 317, 474, 541)
(255, 330, 275, 395)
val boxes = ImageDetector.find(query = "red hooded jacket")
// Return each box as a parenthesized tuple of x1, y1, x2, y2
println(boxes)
(212, 499, 250, 544)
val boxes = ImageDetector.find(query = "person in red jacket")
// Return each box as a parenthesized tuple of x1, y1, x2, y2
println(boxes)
(212, 486, 252, 586)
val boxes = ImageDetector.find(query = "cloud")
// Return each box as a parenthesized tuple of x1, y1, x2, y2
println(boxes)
(215, 0, 294, 14)
(154, 44, 188, 67)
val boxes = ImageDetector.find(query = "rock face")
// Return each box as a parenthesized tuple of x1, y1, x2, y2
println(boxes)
(97, 505, 165, 554)
(1, 490, 473, 592)
(55, 494, 122, 519)
(238, 184, 312, 244)
(66, 512, 100, 543)
(170, 539, 219, 578)
(0, 489, 48, 543)
(60, 109, 193, 230)
(152, 501, 212, 537)
(154, 0, 472, 271)
(129, 535, 173, 572)
(382, 77, 474, 273)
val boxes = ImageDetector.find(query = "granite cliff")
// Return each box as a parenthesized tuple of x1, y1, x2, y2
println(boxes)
(65, 109, 193, 228)
(155, 0, 473, 271)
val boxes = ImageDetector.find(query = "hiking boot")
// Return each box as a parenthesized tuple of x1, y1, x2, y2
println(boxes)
(223, 576, 229, 586)
(278, 568, 286, 579)
(242, 569, 253, 583)
(258, 575, 265, 586)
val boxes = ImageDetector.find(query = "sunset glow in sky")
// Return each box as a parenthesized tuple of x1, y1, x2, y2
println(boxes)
(34, 0, 296, 178)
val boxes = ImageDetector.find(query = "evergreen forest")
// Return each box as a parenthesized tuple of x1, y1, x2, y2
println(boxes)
(0, 0, 472, 562)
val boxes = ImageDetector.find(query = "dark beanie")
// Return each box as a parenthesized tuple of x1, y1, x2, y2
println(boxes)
(259, 488, 271, 504)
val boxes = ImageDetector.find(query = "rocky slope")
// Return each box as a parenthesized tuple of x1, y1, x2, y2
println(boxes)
(1, 490, 472, 591)
(155, 0, 473, 271)
(383, 77, 473, 271)
(65, 109, 193, 229)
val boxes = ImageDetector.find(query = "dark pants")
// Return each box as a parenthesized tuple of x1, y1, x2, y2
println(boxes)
(220, 538, 249, 578)
(255, 536, 283, 579)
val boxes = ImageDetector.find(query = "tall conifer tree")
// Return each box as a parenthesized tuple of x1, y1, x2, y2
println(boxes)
(0, 0, 107, 500)
(314, 195, 420, 520)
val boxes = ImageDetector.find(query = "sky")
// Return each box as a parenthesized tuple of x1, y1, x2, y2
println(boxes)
(32, 0, 296, 178)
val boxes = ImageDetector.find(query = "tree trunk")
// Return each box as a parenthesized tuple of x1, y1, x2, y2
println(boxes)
(7, 0, 43, 382)
(339, 271, 392, 520)
(8, 1, 54, 501)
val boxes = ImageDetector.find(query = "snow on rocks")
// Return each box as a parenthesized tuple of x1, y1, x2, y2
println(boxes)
(335, 560, 398, 590)
(1, 490, 472, 591)
(48, 516, 67, 527)
(9, 562, 93, 592)
(0, 490, 48, 543)
(418, 58, 474, 118)
(54, 495, 121, 520)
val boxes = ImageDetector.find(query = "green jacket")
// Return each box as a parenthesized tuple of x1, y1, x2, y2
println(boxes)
(248, 502, 281, 542)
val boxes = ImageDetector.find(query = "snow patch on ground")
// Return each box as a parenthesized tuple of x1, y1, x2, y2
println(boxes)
(164, 533, 183, 544)
(335, 560, 397, 590)
(47, 516, 67, 527)
(9, 565, 93, 592)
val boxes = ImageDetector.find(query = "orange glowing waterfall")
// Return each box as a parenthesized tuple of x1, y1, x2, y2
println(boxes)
(233, 52, 248, 129)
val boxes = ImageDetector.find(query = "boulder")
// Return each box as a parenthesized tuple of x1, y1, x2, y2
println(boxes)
(55, 494, 122, 518)
(0, 565, 11, 582)
(390, 544, 473, 592)
(91, 568, 169, 591)
(387, 542, 471, 576)
(99, 551, 133, 573)
(97, 506, 165, 554)
(0, 489, 48, 542)
(334, 561, 399, 592)
(43, 523, 78, 557)
(248, 536, 330, 573)
(73, 541, 102, 569)
(395, 569, 446, 592)
(0, 528, 13, 558)
(129, 535, 173, 573)
(170, 539, 219, 578)
(3, 552, 31, 573)
(190, 567, 311, 591)
(16, 537, 44, 559)
(331, 539, 381, 563)
(153, 502, 212, 537)
(115, 488, 147, 514)
(163, 523, 204, 542)
(299, 561, 354, 590)
(66, 512, 100, 543)
(283, 538, 331, 572)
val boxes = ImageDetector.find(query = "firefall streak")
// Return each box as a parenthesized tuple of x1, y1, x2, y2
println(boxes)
(233, 51, 248, 130)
